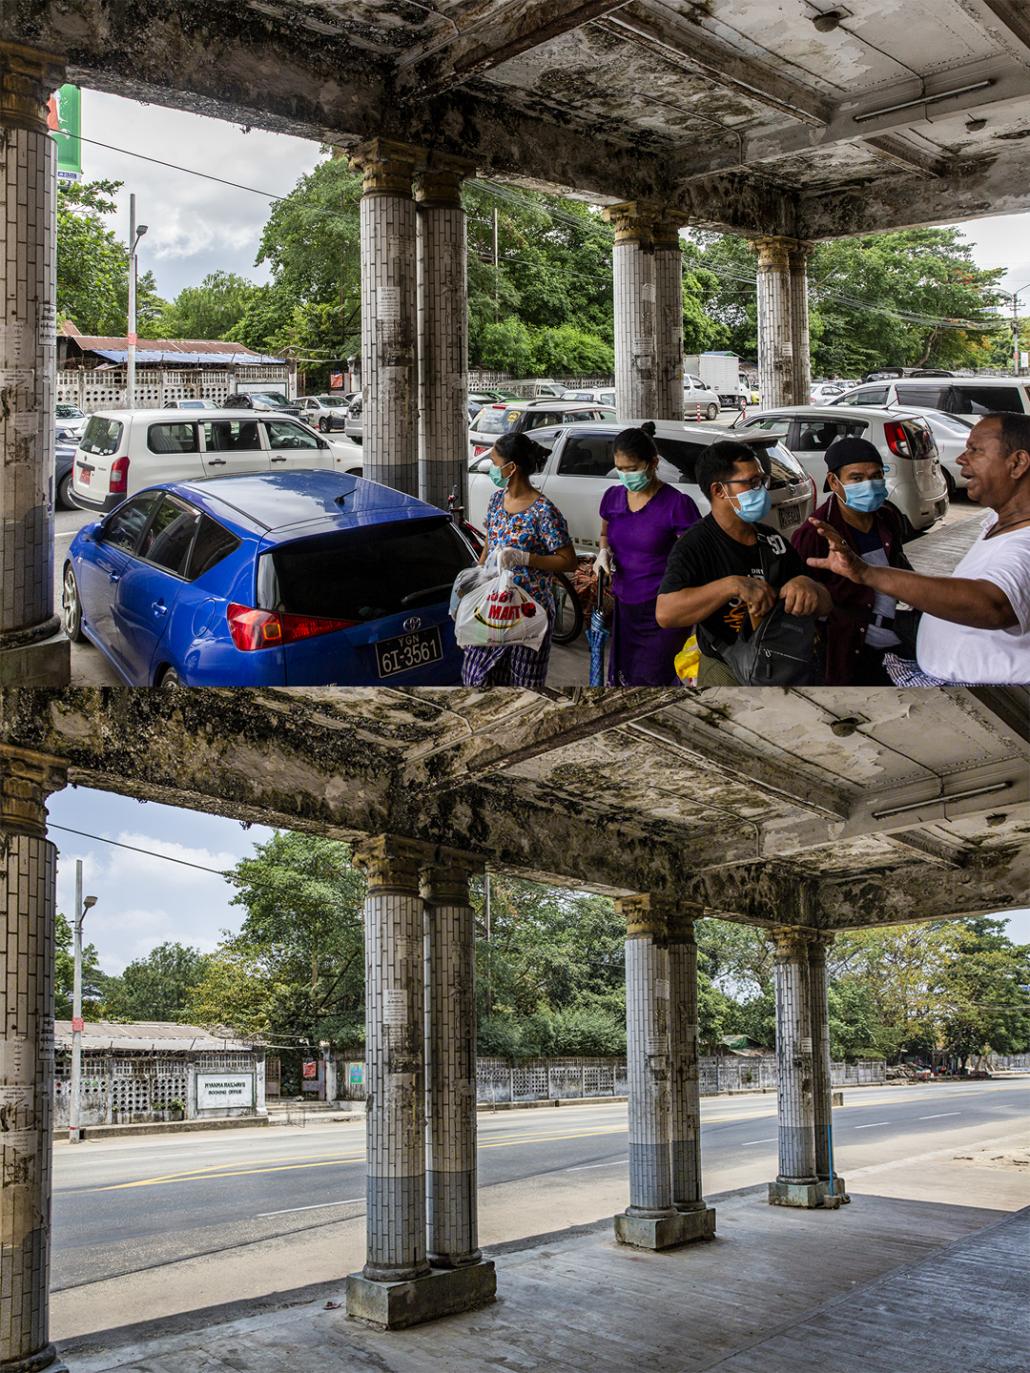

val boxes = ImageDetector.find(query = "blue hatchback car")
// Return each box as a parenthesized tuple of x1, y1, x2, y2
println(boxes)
(62, 470, 477, 686)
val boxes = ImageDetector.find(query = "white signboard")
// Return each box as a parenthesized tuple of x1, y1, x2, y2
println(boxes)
(196, 1074, 255, 1110)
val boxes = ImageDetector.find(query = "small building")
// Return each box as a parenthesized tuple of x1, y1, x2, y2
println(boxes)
(56, 323, 294, 413)
(53, 1021, 267, 1127)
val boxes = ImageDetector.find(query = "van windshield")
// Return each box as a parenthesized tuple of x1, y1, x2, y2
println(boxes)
(80, 416, 123, 457)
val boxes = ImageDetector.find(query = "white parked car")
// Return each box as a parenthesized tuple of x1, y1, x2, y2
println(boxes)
(467, 398, 616, 461)
(70, 409, 362, 514)
(467, 419, 813, 553)
(296, 394, 354, 430)
(55, 402, 87, 437)
(168, 398, 219, 411)
(834, 375, 1030, 421)
(682, 374, 721, 420)
(734, 405, 948, 537)
(560, 387, 617, 407)
(810, 381, 847, 404)
(831, 391, 973, 494)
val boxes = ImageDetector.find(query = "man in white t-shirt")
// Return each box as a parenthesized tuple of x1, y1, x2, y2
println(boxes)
(805, 411, 1030, 684)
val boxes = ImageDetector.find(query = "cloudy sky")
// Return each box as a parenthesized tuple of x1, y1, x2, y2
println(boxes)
(50, 787, 1029, 976)
(77, 89, 1030, 305)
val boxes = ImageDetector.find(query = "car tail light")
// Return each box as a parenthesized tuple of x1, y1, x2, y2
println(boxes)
(226, 603, 356, 651)
(109, 456, 130, 492)
(473, 445, 489, 456)
(883, 420, 912, 459)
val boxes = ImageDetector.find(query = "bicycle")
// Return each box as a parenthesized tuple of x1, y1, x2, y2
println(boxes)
(447, 488, 584, 646)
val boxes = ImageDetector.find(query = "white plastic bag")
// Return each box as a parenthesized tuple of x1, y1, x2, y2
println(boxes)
(453, 562, 549, 652)
(449, 551, 499, 619)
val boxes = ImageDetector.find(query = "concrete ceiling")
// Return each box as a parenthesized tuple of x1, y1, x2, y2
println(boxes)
(8, 0, 1030, 237)
(2, 687, 1027, 931)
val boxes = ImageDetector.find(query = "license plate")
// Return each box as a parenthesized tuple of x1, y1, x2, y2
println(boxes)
(78, 465, 91, 485)
(778, 503, 802, 528)
(375, 626, 443, 678)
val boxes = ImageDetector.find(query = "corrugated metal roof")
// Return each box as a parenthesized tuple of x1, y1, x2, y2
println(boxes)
(89, 347, 286, 366)
(61, 332, 273, 357)
(53, 1021, 258, 1053)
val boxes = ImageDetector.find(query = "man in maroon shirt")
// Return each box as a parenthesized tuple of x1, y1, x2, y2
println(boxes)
(792, 436, 912, 684)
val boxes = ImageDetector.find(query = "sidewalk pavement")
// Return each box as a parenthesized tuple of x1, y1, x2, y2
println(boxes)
(58, 1131, 1029, 1372)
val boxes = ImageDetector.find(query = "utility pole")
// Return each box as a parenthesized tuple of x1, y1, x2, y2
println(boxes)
(493, 207, 499, 322)
(1005, 283, 1029, 376)
(484, 872, 492, 1014)
(69, 860, 98, 1144)
(126, 195, 148, 410)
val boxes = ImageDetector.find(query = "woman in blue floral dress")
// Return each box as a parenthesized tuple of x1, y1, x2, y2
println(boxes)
(462, 432, 577, 688)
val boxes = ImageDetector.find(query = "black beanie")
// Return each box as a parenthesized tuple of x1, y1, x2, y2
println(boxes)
(825, 436, 884, 473)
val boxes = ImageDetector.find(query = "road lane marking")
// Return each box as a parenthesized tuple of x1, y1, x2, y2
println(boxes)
(853, 1121, 891, 1129)
(565, 1160, 626, 1171)
(740, 1138, 776, 1146)
(919, 1112, 960, 1120)
(257, 1198, 363, 1218)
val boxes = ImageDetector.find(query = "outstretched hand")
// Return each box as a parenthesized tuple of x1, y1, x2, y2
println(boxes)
(805, 518, 868, 584)
(779, 576, 822, 617)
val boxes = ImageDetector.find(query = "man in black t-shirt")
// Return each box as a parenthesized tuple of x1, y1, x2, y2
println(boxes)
(656, 441, 831, 685)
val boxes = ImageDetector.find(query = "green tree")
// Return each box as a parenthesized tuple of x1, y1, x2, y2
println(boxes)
(157, 270, 258, 340)
(54, 913, 106, 1019)
(56, 179, 165, 335)
(103, 942, 212, 1022)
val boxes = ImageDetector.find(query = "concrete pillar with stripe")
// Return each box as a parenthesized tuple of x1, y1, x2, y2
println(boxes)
(666, 906, 716, 1241)
(0, 744, 68, 1373)
(788, 241, 814, 406)
(769, 926, 822, 1207)
(0, 45, 69, 688)
(809, 932, 848, 1205)
(754, 236, 796, 411)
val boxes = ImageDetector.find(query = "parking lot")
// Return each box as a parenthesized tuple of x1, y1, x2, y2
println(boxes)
(55, 417, 983, 688)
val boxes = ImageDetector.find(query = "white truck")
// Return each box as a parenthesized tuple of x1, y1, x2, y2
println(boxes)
(684, 352, 746, 409)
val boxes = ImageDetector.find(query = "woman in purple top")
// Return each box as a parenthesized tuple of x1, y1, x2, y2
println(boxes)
(594, 423, 702, 685)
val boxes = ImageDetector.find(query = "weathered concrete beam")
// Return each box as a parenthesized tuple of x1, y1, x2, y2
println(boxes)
(863, 134, 947, 179)
(798, 142, 1030, 238)
(681, 863, 820, 929)
(602, 3, 832, 126)
(955, 0, 1030, 66)
(396, 0, 632, 100)
(818, 845, 1030, 929)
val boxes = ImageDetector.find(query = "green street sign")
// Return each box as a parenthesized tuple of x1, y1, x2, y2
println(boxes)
(47, 84, 81, 183)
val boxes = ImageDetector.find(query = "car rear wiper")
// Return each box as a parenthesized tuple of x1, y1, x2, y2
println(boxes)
(401, 583, 453, 607)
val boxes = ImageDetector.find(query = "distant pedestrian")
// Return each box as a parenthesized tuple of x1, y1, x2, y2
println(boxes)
(593, 423, 701, 685)
(805, 412, 1030, 685)
(656, 440, 831, 685)
(461, 432, 576, 689)
(792, 436, 912, 685)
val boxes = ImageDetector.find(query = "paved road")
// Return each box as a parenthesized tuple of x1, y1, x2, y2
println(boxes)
(51, 1078, 1029, 1296)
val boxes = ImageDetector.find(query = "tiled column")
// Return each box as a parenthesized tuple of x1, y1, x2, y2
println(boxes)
(0, 744, 68, 1373)
(0, 44, 69, 688)
(654, 218, 685, 421)
(754, 237, 795, 411)
(605, 202, 660, 422)
(347, 836, 495, 1330)
(614, 896, 681, 1249)
(788, 241, 813, 406)
(421, 855, 493, 1290)
(667, 908, 716, 1241)
(350, 140, 420, 496)
(415, 160, 472, 512)
(809, 932, 848, 1205)
(768, 927, 821, 1208)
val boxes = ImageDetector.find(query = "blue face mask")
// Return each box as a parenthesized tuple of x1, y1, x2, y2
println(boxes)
(732, 486, 772, 523)
(618, 468, 652, 492)
(840, 478, 888, 513)
(488, 462, 512, 489)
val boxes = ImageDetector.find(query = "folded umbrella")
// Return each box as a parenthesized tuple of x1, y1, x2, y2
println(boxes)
(587, 566, 610, 687)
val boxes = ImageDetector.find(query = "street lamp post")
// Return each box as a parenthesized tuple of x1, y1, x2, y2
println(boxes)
(126, 194, 149, 410)
(69, 859, 98, 1144)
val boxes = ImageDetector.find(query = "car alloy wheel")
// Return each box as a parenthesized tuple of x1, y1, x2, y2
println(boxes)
(707, 403, 719, 420)
(57, 471, 74, 510)
(61, 564, 84, 642)
(319, 416, 329, 432)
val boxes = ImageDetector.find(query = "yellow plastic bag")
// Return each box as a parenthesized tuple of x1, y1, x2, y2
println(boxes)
(675, 634, 701, 684)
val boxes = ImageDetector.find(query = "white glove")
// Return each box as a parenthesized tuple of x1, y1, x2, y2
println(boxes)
(593, 547, 613, 576)
(497, 546, 530, 570)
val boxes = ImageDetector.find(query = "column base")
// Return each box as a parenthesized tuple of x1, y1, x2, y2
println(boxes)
(346, 1260, 496, 1329)
(0, 630, 70, 687)
(1, 1345, 70, 1373)
(817, 1176, 850, 1207)
(614, 1205, 715, 1249)
(768, 1178, 823, 1209)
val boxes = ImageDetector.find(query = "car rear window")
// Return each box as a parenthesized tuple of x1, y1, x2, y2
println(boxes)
(654, 438, 707, 483)
(750, 441, 808, 489)
(80, 416, 123, 457)
(473, 407, 521, 436)
(257, 517, 475, 621)
(903, 421, 937, 460)
(795, 418, 867, 451)
(148, 422, 199, 454)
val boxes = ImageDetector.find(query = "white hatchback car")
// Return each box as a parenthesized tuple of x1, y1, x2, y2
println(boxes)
(831, 391, 973, 494)
(467, 419, 814, 552)
(70, 409, 361, 514)
(734, 406, 948, 536)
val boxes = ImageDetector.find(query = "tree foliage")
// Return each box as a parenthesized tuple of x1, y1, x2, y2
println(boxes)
(156, 270, 260, 340)
(103, 942, 211, 1023)
(53, 913, 106, 1019)
(56, 179, 165, 336)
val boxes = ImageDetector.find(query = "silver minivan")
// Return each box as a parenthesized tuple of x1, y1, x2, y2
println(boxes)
(735, 405, 948, 536)
(71, 409, 360, 514)
(835, 376, 1030, 420)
